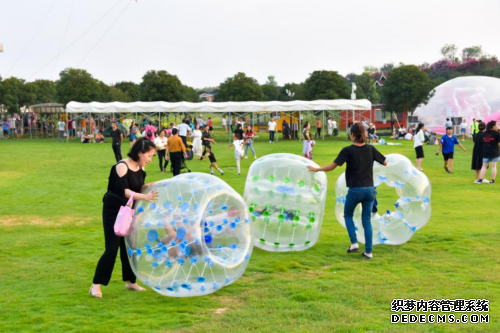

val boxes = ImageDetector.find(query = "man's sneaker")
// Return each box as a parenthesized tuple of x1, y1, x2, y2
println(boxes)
(482, 179, 490, 184)
(254, 155, 257, 159)
(220, 171, 224, 176)
(269, 140, 272, 143)
(244, 156, 248, 159)
(474, 179, 482, 184)
(237, 173, 240, 176)
(490, 180, 495, 185)
(210, 172, 214, 175)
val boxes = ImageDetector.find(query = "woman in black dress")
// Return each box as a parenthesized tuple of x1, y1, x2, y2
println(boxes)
(472, 122, 486, 183)
(90, 138, 159, 298)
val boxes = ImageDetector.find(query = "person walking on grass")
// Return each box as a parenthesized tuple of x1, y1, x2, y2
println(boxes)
(307, 123, 386, 259)
(110, 121, 123, 163)
(154, 129, 168, 173)
(192, 124, 203, 159)
(477, 120, 500, 185)
(201, 125, 216, 159)
(165, 128, 188, 176)
(471, 118, 479, 140)
(56, 117, 65, 142)
(204, 146, 224, 176)
(436, 126, 467, 174)
(315, 117, 322, 138)
(228, 133, 244, 175)
(268, 117, 277, 143)
(460, 118, 468, 141)
(302, 121, 314, 160)
(90, 138, 159, 298)
(413, 123, 426, 171)
(129, 122, 138, 147)
(471, 122, 487, 183)
(243, 125, 257, 159)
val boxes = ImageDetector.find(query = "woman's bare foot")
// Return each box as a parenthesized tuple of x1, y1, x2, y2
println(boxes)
(125, 282, 146, 291)
(89, 284, 102, 298)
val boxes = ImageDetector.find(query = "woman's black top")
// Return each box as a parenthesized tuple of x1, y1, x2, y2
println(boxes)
(334, 145, 386, 188)
(105, 161, 146, 206)
(471, 132, 485, 170)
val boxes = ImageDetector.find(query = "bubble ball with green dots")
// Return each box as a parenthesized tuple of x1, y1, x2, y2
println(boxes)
(125, 173, 253, 297)
(243, 153, 327, 251)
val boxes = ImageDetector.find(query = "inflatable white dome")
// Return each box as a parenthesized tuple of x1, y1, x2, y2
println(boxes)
(414, 76, 500, 134)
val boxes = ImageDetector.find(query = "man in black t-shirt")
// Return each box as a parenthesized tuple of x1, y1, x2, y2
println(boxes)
(477, 121, 500, 184)
(110, 121, 123, 162)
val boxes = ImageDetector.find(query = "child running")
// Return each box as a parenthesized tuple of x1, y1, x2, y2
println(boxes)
(204, 146, 224, 176)
(307, 123, 387, 259)
(227, 133, 244, 175)
(436, 126, 467, 174)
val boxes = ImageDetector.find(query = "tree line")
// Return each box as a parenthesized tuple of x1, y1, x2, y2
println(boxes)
(1, 44, 499, 115)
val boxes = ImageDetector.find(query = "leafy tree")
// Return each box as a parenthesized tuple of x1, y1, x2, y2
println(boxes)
(30, 80, 56, 104)
(441, 44, 458, 62)
(108, 86, 131, 102)
(182, 86, 199, 102)
(265, 75, 278, 87)
(261, 84, 280, 101)
(0, 77, 37, 114)
(382, 65, 433, 114)
(279, 83, 304, 101)
(363, 65, 379, 73)
(114, 81, 140, 101)
(303, 70, 350, 100)
(55, 68, 101, 106)
(140, 70, 186, 102)
(380, 62, 395, 73)
(461, 46, 482, 61)
(214, 72, 265, 102)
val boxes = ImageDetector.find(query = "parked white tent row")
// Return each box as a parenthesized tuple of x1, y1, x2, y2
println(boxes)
(64, 99, 372, 143)
(66, 99, 371, 113)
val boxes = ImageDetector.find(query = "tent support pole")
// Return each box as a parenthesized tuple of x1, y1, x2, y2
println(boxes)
(322, 110, 325, 141)
(66, 110, 69, 143)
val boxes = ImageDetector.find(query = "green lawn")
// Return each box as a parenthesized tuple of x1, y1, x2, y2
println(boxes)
(0, 130, 498, 333)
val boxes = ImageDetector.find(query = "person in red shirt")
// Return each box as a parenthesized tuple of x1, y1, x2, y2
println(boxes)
(243, 125, 257, 159)
(207, 117, 213, 136)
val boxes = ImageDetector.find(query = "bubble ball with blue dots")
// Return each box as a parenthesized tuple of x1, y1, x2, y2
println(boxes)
(244, 153, 327, 252)
(335, 154, 432, 245)
(125, 173, 253, 297)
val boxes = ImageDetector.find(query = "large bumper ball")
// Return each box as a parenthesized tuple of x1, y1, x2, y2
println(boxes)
(125, 173, 253, 297)
(244, 153, 327, 251)
(335, 154, 431, 245)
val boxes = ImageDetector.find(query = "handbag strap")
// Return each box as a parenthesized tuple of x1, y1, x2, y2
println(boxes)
(126, 191, 135, 207)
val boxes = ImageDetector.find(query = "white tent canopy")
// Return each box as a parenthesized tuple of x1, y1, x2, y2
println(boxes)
(66, 99, 371, 113)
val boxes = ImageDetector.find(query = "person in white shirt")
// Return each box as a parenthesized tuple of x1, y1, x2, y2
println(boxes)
(413, 123, 426, 171)
(327, 117, 333, 136)
(268, 117, 277, 143)
(57, 118, 66, 142)
(177, 119, 192, 146)
(191, 124, 203, 159)
(154, 130, 169, 173)
(460, 118, 467, 141)
(227, 133, 244, 175)
(221, 116, 227, 132)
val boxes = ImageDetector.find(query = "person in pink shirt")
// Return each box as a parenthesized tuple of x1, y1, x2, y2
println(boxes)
(144, 121, 156, 141)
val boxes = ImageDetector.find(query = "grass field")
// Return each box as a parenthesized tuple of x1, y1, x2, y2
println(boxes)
(0, 130, 498, 333)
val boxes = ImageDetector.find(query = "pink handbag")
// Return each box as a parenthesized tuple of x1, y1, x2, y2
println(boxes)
(114, 192, 135, 236)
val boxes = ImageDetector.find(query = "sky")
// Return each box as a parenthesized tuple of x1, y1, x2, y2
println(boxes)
(1, 0, 500, 89)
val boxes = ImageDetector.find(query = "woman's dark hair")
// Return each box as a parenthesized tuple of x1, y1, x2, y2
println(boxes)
(303, 121, 309, 129)
(237, 124, 242, 130)
(478, 122, 486, 131)
(350, 123, 366, 143)
(127, 138, 156, 162)
(486, 120, 497, 131)
(416, 122, 425, 134)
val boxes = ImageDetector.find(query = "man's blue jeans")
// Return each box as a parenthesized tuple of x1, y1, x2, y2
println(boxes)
(344, 187, 376, 253)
